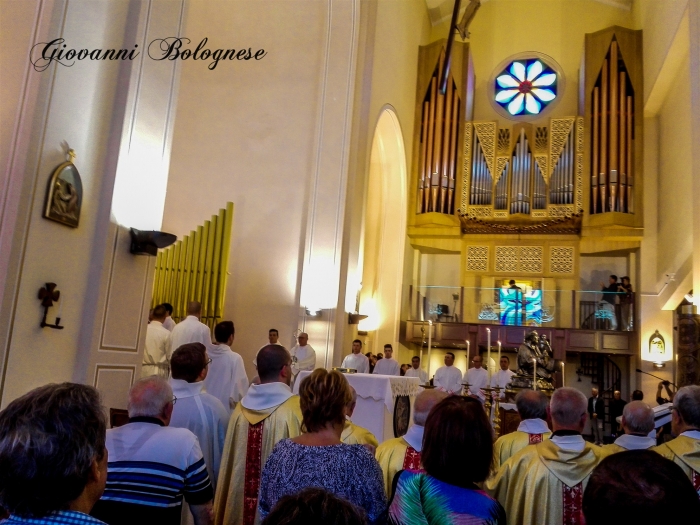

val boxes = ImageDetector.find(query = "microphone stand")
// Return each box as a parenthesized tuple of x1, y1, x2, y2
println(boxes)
(635, 368, 677, 388)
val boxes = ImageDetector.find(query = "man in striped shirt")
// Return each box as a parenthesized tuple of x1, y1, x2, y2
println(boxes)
(91, 376, 214, 525)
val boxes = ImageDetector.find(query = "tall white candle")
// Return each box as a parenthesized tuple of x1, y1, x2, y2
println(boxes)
(427, 321, 433, 378)
(533, 358, 537, 391)
(561, 362, 565, 387)
(497, 341, 502, 367)
(486, 328, 492, 381)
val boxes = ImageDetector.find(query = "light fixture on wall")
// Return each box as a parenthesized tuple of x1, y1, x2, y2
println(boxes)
(129, 228, 177, 256)
(306, 306, 322, 317)
(38, 283, 64, 329)
(647, 329, 668, 368)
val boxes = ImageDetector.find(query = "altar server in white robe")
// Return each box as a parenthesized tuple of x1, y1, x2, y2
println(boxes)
(289, 332, 316, 386)
(341, 339, 369, 373)
(405, 355, 429, 384)
(169, 301, 212, 354)
(169, 343, 229, 490)
(142, 304, 172, 378)
(372, 344, 400, 376)
(161, 302, 176, 331)
(464, 354, 489, 401)
(205, 321, 249, 416)
(490, 355, 516, 398)
(433, 352, 463, 395)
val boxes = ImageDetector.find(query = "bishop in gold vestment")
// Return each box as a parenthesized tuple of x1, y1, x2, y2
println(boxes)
(214, 346, 303, 525)
(493, 417, 551, 469)
(341, 419, 378, 447)
(653, 432, 700, 494)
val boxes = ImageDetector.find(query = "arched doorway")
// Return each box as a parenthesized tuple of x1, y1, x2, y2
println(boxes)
(358, 107, 408, 356)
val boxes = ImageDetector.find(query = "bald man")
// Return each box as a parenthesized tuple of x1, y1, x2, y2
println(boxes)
(375, 389, 448, 496)
(341, 386, 378, 448)
(604, 401, 656, 453)
(169, 301, 212, 356)
(289, 332, 316, 387)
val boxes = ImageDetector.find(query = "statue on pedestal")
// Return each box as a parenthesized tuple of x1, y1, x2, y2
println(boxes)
(509, 330, 557, 392)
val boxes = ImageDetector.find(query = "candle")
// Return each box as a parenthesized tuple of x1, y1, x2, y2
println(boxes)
(427, 321, 433, 379)
(561, 362, 565, 387)
(486, 328, 492, 381)
(497, 341, 502, 367)
(533, 358, 537, 391)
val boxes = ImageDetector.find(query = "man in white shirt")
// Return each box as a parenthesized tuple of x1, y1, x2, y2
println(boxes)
(405, 355, 428, 384)
(372, 344, 400, 376)
(162, 302, 176, 331)
(433, 352, 463, 395)
(169, 343, 229, 490)
(142, 304, 172, 378)
(490, 355, 516, 397)
(289, 332, 316, 386)
(169, 301, 212, 355)
(252, 328, 284, 369)
(604, 401, 656, 453)
(341, 339, 369, 373)
(464, 354, 489, 401)
(204, 321, 249, 416)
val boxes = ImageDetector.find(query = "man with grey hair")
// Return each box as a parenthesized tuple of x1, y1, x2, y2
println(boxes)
(169, 301, 212, 355)
(0, 383, 108, 524)
(493, 389, 552, 468)
(375, 389, 448, 496)
(604, 401, 656, 452)
(487, 387, 609, 524)
(653, 384, 700, 491)
(91, 376, 214, 525)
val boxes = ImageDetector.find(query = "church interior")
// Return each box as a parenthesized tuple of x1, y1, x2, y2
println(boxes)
(1, 0, 700, 441)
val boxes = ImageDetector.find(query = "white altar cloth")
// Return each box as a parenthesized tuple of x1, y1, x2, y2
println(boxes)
(293, 371, 420, 442)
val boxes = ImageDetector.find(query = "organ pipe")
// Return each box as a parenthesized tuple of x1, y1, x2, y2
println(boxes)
(592, 87, 599, 213)
(426, 77, 436, 212)
(447, 87, 459, 213)
(600, 59, 608, 213)
(419, 101, 429, 213)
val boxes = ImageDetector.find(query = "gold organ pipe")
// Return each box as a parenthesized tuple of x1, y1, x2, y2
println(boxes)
(439, 80, 453, 213)
(201, 217, 216, 328)
(600, 59, 608, 213)
(431, 55, 445, 212)
(447, 89, 459, 214)
(609, 42, 618, 212)
(592, 86, 599, 214)
(627, 96, 634, 213)
(425, 77, 436, 213)
(207, 213, 223, 329)
(217, 202, 234, 320)
(196, 222, 210, 303)
(190, 226, 203, 304)
(619, 71, 626, 212)
(173, 238, 186, 321)
(153, 251, 163, 308)
(163, 242, 175, 316)
(419, 101, 429, 213)
(181, 234, 194, 319)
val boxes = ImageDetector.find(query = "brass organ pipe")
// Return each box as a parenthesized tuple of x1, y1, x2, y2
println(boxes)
(609, 42, 618, 211)
(471, 137, 478, 205)
(569, 128, 575, 204)
(519, 130, 526, 213)
(425, 77, 436, 212)
(419, 101, 429, 213)
(510, 139, 517, 213)
(525, 149, 531, 213)
(439, 82, 453, 212)
(432, 52, 445, 212)
(619, 71, 626, 212)
(627, 96, 634, 213)
(592, 86, 599, 213)
(600, 59, 608, 212)
(447, 89, 459, 213)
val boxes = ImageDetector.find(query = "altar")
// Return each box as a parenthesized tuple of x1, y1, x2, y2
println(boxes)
(293, 371, 421, 442)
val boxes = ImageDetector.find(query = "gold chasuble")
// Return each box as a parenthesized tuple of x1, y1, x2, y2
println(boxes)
(375, 436, 422, 496)
(653, 435, 700, 494)
(493, 430, 552, 469)
(341, 420, 379, 447)
(214, 392, 302, 525)
(487, 439, 607, 525)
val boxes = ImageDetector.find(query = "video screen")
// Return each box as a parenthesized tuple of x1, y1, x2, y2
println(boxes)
(499, 288, 542, 326)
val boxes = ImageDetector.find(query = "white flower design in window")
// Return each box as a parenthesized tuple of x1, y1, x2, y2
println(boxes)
(495, 59, 557, 116)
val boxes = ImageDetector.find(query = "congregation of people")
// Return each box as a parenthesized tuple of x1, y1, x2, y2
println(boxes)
(1, 303, 700, 525)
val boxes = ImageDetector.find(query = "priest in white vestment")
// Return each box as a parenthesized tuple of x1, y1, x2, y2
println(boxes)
(464, 354, 489, 401)
(169, 343, 229, 489)
(372, 344, 400, 376)
(433, 352, 463, 394)
(341, 339, 369, 373)
(205, 321, 249, 416)
(142, 305, 172, 377)
(289, 332, 316, 386)
(490, 355, 516, 398)
(252, 328, 284, 369)
(404, 355, 428, 384)
(169, 301, 212, 355)
(604, 401, 656, 453)
(161, 302, 176, 331)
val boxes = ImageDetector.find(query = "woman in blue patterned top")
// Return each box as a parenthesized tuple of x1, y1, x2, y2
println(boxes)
(388, 396, 506, 525)
(258, 369, 386, 524)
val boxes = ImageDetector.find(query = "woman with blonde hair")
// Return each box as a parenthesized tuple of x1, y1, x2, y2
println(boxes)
(258, 369, 386, 524)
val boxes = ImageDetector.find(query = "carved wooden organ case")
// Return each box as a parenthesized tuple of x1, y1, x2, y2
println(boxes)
(410, 27, 643, 236)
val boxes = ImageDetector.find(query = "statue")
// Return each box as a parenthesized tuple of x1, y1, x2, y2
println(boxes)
(510, 330, 558, 391)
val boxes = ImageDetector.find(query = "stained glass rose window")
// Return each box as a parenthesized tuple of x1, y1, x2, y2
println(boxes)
(494, 59, 557, 116)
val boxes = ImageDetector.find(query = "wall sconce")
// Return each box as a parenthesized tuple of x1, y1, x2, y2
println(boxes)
(306, 307, 322, 317)
(648, 329, 668, 368)
(348, 313, 368, 325)
(38, 282, 64, 329)
(129, 228, 177, 256)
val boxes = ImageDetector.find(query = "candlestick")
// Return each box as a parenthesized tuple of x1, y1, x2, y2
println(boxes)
(493, 386, 502, 436)
(561, 362, 565, 388)
(533, 358, 537, 391)
(486, 328, 492, 381)
(427, 321, 433, 378)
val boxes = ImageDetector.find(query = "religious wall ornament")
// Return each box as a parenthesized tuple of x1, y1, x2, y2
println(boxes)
(43, 149, 82, 228)
(393, 395, 411, 438)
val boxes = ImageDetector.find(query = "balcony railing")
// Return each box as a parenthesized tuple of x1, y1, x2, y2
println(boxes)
(407, 285, 635, 332)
